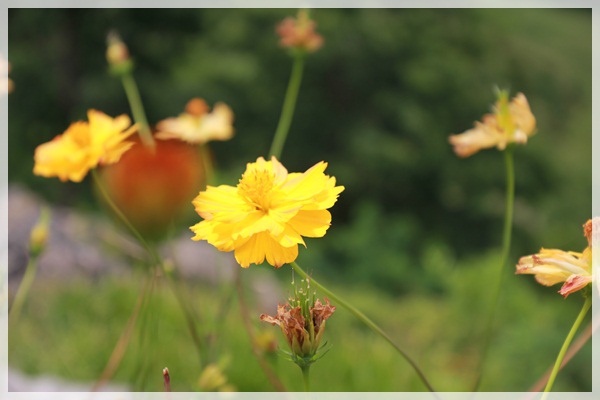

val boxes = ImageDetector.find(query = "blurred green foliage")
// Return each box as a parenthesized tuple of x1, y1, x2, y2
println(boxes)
(8, 9, 591, 292)
(8, 254, 591, 391)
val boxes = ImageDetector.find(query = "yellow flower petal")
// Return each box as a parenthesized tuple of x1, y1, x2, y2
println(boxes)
(33, 110, 136, 182)
(234, 231, 298, 268)
(191, 156, 343, 268)
(449, 92, 536, 157)
(516, 220, 593, 297)
(156, 98, 234, 144)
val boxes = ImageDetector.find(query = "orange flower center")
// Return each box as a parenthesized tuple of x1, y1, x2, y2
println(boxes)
(238, 168, 275, 211)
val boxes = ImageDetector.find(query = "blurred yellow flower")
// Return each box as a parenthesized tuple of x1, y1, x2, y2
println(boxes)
(449, 92, 536, 157)
(516, 219, 594, 298)
(156, 98, 234, 145)
(277, 10, 324, 53)
(34, 110, 137, 182)
(191, 156, 344, 268)
(198, 363, 235, 392)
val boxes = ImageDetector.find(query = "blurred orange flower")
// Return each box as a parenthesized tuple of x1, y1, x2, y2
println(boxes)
(276, 10, 323, 53)
(516, 219, 594, 298)
(156, 98, 234, 145)
(449, 92, 536, 157)
(34, 110, 137, 182)
(190, 156, 344, 268)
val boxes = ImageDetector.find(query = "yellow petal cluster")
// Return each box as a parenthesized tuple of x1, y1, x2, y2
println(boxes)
(34, 110, 137, 182)
(516, 219, 595, 298)
(156, 98, 234, 144)
(190, 156, 344, 268)
(449, 92, 536, 157)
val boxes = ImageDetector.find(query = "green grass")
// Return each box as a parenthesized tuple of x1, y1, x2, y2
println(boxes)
(8, 250, 591, 392)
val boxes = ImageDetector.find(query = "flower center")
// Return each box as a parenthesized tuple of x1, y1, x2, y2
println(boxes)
(238, 168, 276, 211)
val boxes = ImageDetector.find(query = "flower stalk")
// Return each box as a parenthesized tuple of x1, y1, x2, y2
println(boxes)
(472, 145, 514, 391)
(269, 55, 305, 160)
(290, 261, 437, 393)
(541, 295, 591, 400)
(92, 169, 205, 365)
(121, 73, 154, 148)
(9, 207, 51, 327)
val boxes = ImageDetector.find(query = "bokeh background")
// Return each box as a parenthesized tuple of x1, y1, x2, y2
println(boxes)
(7, 8, 592, 392)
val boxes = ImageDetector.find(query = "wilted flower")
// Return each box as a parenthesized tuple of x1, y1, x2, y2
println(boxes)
(156, 98, 234, 145)
(190, 156, 344, 268)
(34, 110, 137, 182)
(449, 91, 536, 157)
(516, 219, 595, 298)
(260, 279, 335, 367)
(1, 56, 13, 94)
(276, 10, 323, 53)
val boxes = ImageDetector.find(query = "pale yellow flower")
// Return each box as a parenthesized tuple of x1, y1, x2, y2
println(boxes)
(277, 10, 324, 53)
(156, 98, 234, 144)
(34, 110, 137, 182)
(516, 219, 594, 298)
(449, 92, 536, 157)
(190, 156, 344, 268)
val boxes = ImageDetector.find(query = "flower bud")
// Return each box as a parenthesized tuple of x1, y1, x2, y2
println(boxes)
(106, 31, 133, 75)
(29, 207, 51, 258)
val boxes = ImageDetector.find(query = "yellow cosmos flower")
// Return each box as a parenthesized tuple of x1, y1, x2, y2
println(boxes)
(156, 98, 234, 144)
(449, 92, 536, 157)
(34, 110, 137, 182)
(516, 219, 594, 298)
(190, 156, 344, 268)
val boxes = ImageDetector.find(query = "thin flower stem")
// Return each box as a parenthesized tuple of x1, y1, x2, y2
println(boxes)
(121, 73, 155, 148)
(269, 55, 305, 160)
(8, 256, 39, 327)
(527, 320, 595, 396)
(198, 144, 214, 186)
(541, 296, 591, 400)
(472, 146, 514, 391)
(301, 365, 311, 392)
(290, 261, 438, 394)
(234, 269, 288, 391)
(92, 169, 204, 365)
(92, 273, 152, 391)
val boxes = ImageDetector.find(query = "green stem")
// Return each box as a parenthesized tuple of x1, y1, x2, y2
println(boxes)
(121, 73, 155, 148)
(8, 256, 39, 327)
(199, 144, 214, 186)
(290, 261, 437, 393)
(472, 146, 514, 391)
(92, 169, 204, 366)
(269, 55, 305, 160)
(301, 365, 311, 392)
(541, 296, 591, 400)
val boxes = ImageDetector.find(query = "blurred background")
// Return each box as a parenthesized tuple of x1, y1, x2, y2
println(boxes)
(7, 8, 591, 392)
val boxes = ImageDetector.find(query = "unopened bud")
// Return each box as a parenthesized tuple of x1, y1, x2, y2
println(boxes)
(163, 367, 171, 392)
(106, 31, 133, 75)
(29, 207, 51, 258)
